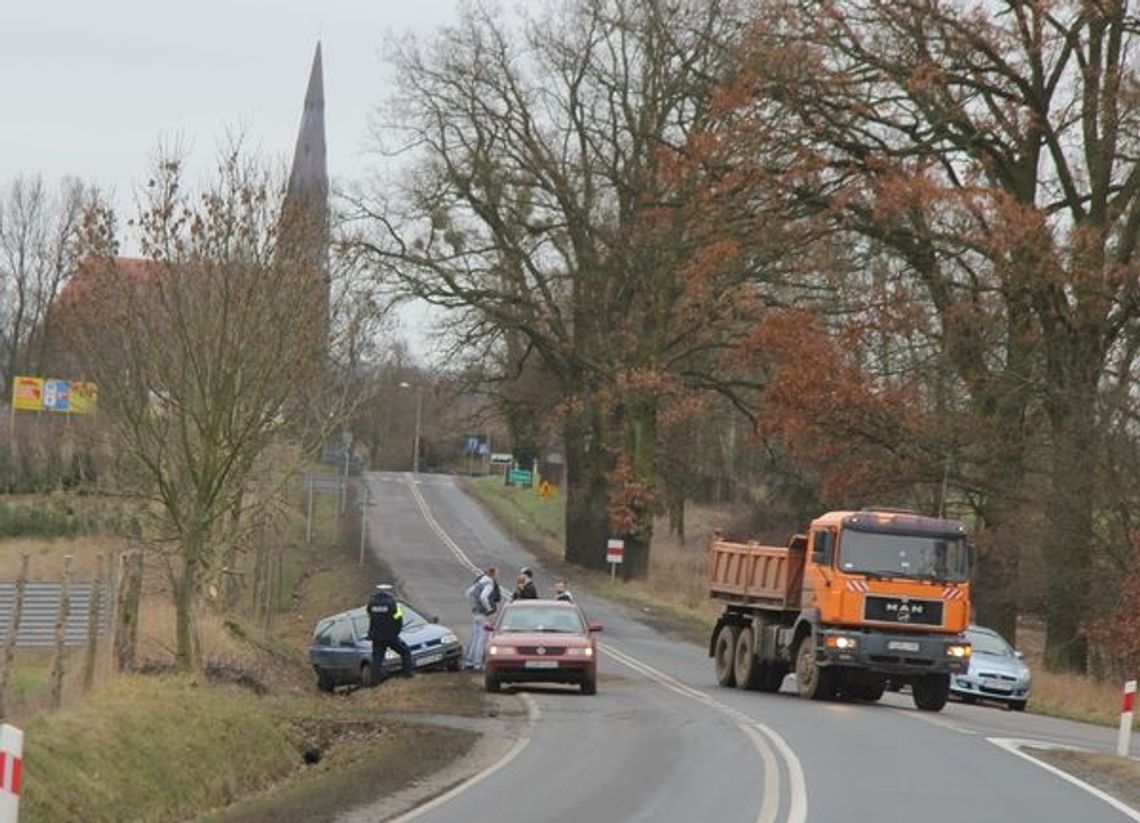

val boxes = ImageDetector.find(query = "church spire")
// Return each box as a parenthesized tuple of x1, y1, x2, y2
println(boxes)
(286, 42, 328, 210)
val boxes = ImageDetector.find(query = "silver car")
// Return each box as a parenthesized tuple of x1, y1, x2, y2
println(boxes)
(950, 625, 1031, 711)
(308, 602, 462, 691)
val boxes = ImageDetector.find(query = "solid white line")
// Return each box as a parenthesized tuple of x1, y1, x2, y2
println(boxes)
(988, 737, 1140, 821)
(741, 724, 782, 823)
(386, 694, 540, 823)
(601, 642, 808, 823)
(405, 475, 482, 575)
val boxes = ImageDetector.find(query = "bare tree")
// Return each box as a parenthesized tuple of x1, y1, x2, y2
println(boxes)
(351, 0, 759, 577)
(68, 148, 371, 669)
(0, 176, 94, 390)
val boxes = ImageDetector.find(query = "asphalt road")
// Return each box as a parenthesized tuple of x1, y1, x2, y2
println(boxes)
(352, 472, 1140, 823)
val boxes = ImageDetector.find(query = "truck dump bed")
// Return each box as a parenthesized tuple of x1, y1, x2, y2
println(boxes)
(708, 533, 805, 610)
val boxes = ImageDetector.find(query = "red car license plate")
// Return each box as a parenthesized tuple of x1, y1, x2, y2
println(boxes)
(524, 660, 559, 669)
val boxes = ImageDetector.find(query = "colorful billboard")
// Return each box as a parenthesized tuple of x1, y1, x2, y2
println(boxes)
(69, 382, 98, 414)
(12, 377, 44, 411)
(11, 377, 97, 414)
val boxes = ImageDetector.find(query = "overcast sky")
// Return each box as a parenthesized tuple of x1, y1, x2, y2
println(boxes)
(2, 1, 462, 195)
(1, 1, 464, 360)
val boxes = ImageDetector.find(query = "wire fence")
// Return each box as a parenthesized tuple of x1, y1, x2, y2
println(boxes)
(0, 581, 112, 647)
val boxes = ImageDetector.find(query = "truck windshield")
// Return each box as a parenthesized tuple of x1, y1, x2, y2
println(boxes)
(838, 530, 969, 582)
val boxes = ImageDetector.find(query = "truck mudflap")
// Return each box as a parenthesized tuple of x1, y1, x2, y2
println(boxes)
(815, 629, 970, 676)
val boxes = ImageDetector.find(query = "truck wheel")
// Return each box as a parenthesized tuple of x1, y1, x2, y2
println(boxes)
(734, 626, 763, 689)
(714, 624, 739, 687)
(912, 674, 950, 711)
(795, 636, 836, 700)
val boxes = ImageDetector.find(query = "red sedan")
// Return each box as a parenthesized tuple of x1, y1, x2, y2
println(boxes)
(484, 600, 603, 695)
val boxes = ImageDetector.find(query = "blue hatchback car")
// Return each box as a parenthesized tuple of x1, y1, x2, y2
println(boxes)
(309, 602, 462, 691)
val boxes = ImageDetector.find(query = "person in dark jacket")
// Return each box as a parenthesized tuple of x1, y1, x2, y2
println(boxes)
(367, 584, 413, 683)
(512, 567, 538, 601)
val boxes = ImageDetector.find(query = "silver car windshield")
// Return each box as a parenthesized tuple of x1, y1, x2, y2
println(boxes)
(838, 530, 969, 582)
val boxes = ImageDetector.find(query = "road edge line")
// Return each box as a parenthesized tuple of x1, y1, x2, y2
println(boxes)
(386, 693, 540, 823)
(988, 737, 1140, 822)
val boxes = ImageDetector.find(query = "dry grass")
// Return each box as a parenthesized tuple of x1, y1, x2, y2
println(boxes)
(0, 534, 126, 579)
(1028, 670, 1124, 726)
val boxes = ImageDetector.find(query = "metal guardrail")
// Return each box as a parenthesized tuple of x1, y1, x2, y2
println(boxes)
(0, 582, 112, 648)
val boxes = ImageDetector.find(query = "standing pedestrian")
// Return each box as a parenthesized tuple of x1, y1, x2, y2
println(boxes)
(463, 566, 498, 671)
(553, 578, 574, 602)
(512, 567, 538, 600)
(367, 583, 413, 684)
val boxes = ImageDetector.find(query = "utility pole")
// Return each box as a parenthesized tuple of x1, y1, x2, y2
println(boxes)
(412, 385, 423, 474)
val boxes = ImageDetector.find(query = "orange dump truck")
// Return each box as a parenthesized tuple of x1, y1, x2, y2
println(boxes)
(708, 509, 972, 711)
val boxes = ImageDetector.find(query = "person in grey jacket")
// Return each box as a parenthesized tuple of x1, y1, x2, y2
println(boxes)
(463, 566, 499, 671)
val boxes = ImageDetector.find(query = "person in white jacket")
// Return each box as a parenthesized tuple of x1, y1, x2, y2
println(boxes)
(463, 566, 499, 671)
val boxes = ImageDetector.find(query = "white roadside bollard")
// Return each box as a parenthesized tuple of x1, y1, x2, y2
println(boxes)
(0, 723, 22, 823)
(1117, 679, 1136, 758)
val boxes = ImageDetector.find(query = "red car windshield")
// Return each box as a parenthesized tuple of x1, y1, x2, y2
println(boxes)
(499, 606, 585, 634)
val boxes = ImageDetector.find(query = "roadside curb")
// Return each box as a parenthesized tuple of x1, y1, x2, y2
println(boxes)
(335, 692, 538, 823)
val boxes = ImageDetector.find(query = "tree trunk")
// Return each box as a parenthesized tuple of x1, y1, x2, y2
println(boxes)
(174, 530, 204, 671)
(564, 413, 611, 571)
(969, 377, 1031, 644)
(1041, 346, 1100, 672)
(114, 551, 143, 672)
(621, 399, 658, 581)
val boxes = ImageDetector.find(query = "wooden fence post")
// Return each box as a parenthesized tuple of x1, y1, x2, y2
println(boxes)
(49, 554, 73, 709)
(0, 554, 30, 719)
(113, 551, 142, 673)
(82, 553, 105, 691)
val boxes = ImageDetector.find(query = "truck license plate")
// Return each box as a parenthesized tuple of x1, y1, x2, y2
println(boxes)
(525, 660, 559, 669)
(887, 640, 920, 652)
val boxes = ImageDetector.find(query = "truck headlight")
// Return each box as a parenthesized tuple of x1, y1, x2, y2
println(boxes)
(826, 635, 858, 650)
(945, 643, 971, 658)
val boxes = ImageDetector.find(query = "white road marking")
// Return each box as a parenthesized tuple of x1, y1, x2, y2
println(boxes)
(387, 694, 540, 823)
(399, 474, 808, 823)
(988, 737, 1140, 821)
(402, 474, 482, 575)
(601, 642, 807, 823)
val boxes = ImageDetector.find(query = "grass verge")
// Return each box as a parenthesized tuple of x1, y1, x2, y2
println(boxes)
(13, 477, 493, 823)
(23, 675, 484, 823)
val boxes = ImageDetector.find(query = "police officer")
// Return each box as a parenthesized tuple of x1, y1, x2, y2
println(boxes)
(367, 584, 414, 683)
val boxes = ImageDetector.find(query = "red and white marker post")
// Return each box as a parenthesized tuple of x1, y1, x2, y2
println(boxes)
(1117, 680, 1136, 758)
(606, 538, 624, 581)
(0, 723, 22, 823)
